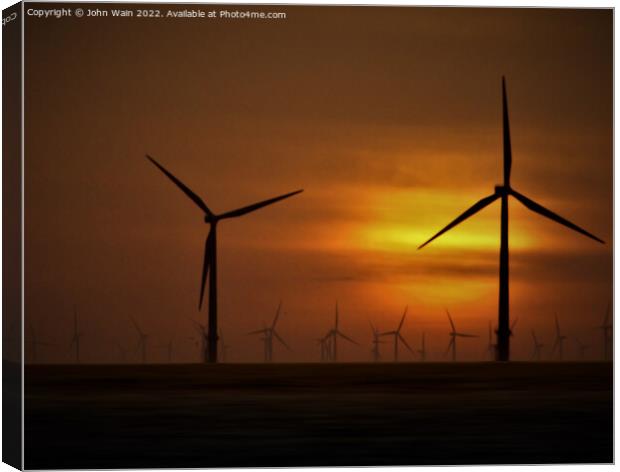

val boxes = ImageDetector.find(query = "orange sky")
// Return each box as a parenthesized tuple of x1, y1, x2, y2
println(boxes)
(21, 5, 612, 363)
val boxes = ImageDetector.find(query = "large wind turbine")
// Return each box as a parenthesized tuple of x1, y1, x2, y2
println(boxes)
(418, 78, 604, 362)
(69, 307, 83, 363)
(325, 303, 358, 362)
(445, 310, 478, 362)
(551, 314, 567, 361)
(531, 330, 544, 361)
(599, 303, 612, 361)
(130, 316, 148, 364)
(380, 306, 415, 362)
(248, 302, 291, 362)
(146, 155, 303, 363)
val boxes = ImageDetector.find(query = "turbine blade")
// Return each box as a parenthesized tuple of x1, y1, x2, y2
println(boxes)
(398, 334, 415, 354)
(272, 301, 282, 329)
(273, 330, 292, 351)
(510, 316, 519, 332)
(418, 193, 500, 249)
(397, 306, 408, 332)
(129, 316, 143, 336)
(247, 329, 267, 335)
(145, 154, 212, 216)
(446, 309, 456, 332)
(219, 189, 303, 219)
(502, 76, 512, 186)
(338, 331, 359, 345)
(510, 189, 604, 244)
(198, 229, 213, 311)
(445, 337, 455, 355)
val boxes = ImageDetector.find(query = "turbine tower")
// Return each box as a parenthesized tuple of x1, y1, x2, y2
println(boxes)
(248, 302, 291, 362)
(599, 302, 612, 361)
(445, 310, 478, 362)
(325, 303, 358, 362)
(531, 330, 544, 361)
(130, 316, 148, 364)
(146, 155, 303, 363)
(69, 307, 83, 363)
(380, 306, 415, 362)
(418, 78, 604, 362)
(550, 314, 567, 361)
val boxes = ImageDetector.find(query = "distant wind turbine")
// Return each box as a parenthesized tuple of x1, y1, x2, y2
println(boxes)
(130, 316, 148, 364)
(550, 314, 567, 361)
(189, 318, 208, 362)
(157, 336, 174, 363)
(69, 306, 84, 363)
(599, 302, 612, 361)
(380, 306, 415, 362)
(417, 332, 427, 361)
(28, 323, 54, 363)
(445, 310, 478, 362)
(146, 154, 303, 363)
(369, 322, 387, 362)
(575, 338, 590, 360)
(418, 78, 604, 362)
(325, 303, 358, 362)
(248, 302, 291, 362)
(531, 330, 544, 361)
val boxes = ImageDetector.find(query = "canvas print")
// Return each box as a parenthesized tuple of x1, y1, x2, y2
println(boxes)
(2, 2, 613, 469)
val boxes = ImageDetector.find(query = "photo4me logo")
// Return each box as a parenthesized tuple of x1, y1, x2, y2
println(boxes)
(2, 11, 17, 26)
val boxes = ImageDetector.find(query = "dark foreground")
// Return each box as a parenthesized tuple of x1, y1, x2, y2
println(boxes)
(25, 362, 612, 468)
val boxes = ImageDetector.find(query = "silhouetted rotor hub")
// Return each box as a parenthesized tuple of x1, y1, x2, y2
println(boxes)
(494, 185, 508, 195)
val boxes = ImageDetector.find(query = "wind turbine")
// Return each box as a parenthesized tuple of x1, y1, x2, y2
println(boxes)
(551, 314, 567, 361)
(248, 302, 291, 362)
(28, 323, 54, 363)
(317, 334, 331, 362)
(189, 318, 208, 362)
(531, 330, 544, 361)
(325, 303, 358, 362)
(445, 310, 478, 362)
(575, 338, 590, 360)
(598, 302, 612, 361)
(146, 154, 303, 363)
(380, 306, 415, 362)
(219, 330, 230, 362)
(157, 336, 174, 363)
(369, 322, 387, 362)
(418, 78, 604, 362)
(417, 332, 427, 361)
(69, 307, 83, 363)
(115, 342, 129, 362)
(130, 316, 148, 364)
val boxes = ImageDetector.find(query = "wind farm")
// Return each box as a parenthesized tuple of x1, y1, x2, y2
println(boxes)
(19, 6, 612, 467)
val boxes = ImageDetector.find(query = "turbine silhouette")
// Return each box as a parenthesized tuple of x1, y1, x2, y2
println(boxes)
(130, 316, 148, 364)
(325, 302, 358, 362)
(418, 78, 604, 362)
(380, 306, 415, 362)
(598, 302, 612, 361)
(417, 332, 427, 361)
(575, 338, 590, 360)
(248, 302, 291, 362)
(550, 314, 567, 361)
(369, 322, 387, 362)
(445, 310, 478, 362)
(69, 306, 83, 363)
(531, 330, 544, 361)
(146, 154, 303, 363)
